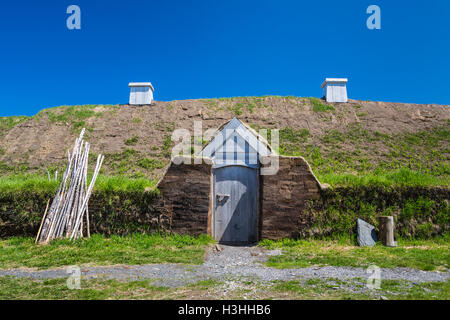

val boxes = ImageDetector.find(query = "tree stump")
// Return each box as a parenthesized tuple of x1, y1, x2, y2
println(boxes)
(378, 216, 397, 247)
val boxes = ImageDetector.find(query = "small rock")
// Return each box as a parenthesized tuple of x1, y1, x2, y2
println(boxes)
(357, 218, 377, 247)
(380, 296, 388, 300)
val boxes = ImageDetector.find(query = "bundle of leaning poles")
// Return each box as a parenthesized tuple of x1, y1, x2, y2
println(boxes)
(36, 128, 104, 244)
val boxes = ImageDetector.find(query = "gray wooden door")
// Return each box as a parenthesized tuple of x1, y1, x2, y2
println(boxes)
(213, 166, 259, 244)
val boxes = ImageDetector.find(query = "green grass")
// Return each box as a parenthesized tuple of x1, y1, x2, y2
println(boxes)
(0, 116, 30, 134)
(161, 134, 173, 157)
(275, 122, 449, 187)
(270, 278, 374, 299)
(0, 174, 158, 194)
(0, 234, 214, 269)
(124, 135, 139, 146)
(278, 128, 310, 154)
(309, 97, 335, 112)
(0, 275, 447, 300)
(0, 175, 60, 193)
(203, 96, 271, 115)
(33, 105, 118, 133)
(260, 237, 450, 271)
(229, 102, 244, 115)
(103, 148, 168, 177)
(317, 168, 450, 187)
(136, 158, 166, 171)
(0, 276, 222, 300)
(39, 105, 112, 123)
(378, 279, 450, 300)
(0, 160, 35, 176)
(304, 193, 449, 239)
(94, 175, 158, 192)
(0, 277, 168, 300)
(271, 278, 450, 300)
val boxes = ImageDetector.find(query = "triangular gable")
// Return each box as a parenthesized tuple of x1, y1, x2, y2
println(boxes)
(215, 131, 258, 154)
(200, 117, 272, 159)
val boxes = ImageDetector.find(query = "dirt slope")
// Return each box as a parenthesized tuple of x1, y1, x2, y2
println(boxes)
(0, 97, 448, 181)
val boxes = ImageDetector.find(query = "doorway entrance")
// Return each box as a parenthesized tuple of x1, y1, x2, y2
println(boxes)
(213, 165, 259, 244)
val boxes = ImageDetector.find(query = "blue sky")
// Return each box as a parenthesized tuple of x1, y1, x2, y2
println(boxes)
(0, 0, 449, 116)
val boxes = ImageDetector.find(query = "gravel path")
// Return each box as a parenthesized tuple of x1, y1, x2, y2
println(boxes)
(0, 245, 448, 287)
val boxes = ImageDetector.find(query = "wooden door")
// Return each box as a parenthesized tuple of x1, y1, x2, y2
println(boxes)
(213, 166, 259, 244)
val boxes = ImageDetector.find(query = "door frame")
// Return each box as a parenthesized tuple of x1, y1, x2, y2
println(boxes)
(210, 164, 261, 244)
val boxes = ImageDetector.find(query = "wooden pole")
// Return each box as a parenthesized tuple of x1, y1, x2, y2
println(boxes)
(36, 128, 102, 244)
(378, 216, 397, 247)
(69, 154, 103, 240)
(35, 199, 50, 244)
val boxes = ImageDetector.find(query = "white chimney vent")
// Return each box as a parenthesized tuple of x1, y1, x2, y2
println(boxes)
(321, 78, 348, 103)
(129, 82, 154, 105)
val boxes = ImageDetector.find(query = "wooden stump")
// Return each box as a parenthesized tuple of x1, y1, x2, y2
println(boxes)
(378, 216, 397, 247)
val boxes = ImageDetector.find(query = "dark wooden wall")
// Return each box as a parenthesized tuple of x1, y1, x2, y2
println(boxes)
(157, 157, 213, 236)
(260, 156, 322, 239)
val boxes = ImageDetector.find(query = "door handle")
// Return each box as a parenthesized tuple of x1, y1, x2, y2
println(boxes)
(216, 194, 229, 202)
